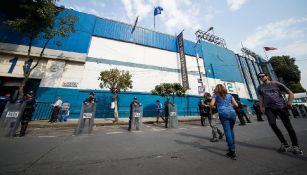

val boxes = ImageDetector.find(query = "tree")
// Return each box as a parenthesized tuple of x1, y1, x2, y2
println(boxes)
(1, 0, 78, 97)
(151, 83, 187, 103)
(98, 68, 133, 122)
(269, 55, 306, 93)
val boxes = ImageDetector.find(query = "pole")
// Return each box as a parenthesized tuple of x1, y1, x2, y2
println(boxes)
(263, 47, 269, 60)
(154, 15, 155, 30)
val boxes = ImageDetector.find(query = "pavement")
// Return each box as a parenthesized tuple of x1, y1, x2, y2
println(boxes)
(1, 116, 307, 175)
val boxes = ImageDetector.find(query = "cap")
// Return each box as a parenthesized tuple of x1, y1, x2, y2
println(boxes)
(133, 96, 137, 100)
(27, 91, 34, 95)
(90, 92, 95, 96)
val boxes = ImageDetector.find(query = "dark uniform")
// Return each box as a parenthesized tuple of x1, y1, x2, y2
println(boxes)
(198, 99, 206, 126)
(128, 97, 141, 131)
(19, 91, 36, 137)
(164, 98, 173, 128)
(235, 101, 251, 125)
(253, 101, 264, 121)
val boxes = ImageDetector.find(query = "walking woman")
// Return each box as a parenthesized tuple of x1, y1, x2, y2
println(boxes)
(210, 84, 238, 159)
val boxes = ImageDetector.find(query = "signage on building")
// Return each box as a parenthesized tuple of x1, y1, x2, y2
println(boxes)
(62, 82, 78, 87)
(224, 82, 237, 94)
(177, 32, 189, 89)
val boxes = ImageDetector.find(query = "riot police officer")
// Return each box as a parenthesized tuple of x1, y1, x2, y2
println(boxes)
(128, 97, 141, 131)
(19, 91, 36, 137)
(164, 97, 173, 128)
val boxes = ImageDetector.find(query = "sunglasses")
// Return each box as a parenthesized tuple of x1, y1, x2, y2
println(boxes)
(258, 75, 266, 78)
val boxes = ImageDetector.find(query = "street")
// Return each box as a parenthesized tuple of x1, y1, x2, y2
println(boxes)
(1, 118, 307, 175)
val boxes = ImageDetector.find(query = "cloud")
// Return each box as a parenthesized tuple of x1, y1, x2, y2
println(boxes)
(244, 17, 307, 49)
(227, 0, 247, 11)
(121, 0, 152, 21)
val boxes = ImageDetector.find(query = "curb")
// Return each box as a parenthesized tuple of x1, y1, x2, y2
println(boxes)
(28, 118, 201, 128)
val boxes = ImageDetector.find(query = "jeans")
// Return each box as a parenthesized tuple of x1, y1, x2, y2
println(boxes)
(219, 111, 237, 152)
(265, 107, 298, 146)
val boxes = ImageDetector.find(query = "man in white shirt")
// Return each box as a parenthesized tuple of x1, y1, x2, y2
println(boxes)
(49, 97, 62, 123)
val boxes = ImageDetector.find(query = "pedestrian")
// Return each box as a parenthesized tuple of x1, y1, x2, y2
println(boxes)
(59, 101, 70, 122)
(128, 97, 142, 131)
(210, 84, 238, 159)
(19, 91, 36, 137)
(198, 99, 207, 126)
(257, 72, 303, 155)
(49, 97, 62, 123)
(235, 100, 251, 125)
(155, 100, 164, 124)
(204, 92, 224, 142)
(253, 101, 264, 121)
(164, 97, 173, 128)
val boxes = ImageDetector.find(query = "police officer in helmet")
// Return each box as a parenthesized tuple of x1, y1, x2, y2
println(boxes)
(19, 91, 36, 137)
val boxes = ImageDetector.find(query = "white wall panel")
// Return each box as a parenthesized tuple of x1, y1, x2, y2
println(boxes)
(85, 36, 204, 95)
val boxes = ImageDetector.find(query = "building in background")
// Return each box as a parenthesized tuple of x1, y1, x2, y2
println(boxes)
(0, 9, 276, 119)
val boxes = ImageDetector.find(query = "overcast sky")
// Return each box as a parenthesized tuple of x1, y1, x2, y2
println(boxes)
(58, 0, 307, 89)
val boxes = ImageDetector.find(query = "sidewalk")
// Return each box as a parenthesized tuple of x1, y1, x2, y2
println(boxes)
(29, 116, 201, 128)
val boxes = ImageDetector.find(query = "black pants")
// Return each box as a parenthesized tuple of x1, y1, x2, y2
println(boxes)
(165, 116, 169, 128)
(265, 108, 299, 146)
(20, 120, 29, 136)
(256, 111, 264, 121)
(237, 110, 251, 124)
(200, 114, 207, 126)
(49, 107, 60, 122)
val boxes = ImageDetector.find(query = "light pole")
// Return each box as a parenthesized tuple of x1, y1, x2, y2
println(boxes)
(194, 27, 213, 95)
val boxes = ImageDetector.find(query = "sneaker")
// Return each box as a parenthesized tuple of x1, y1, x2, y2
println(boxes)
(226, 151, 237, 160)
(210, 138, 219, 142)
(292, 146, 303, 155)
(219, 133, 224, 140)
(278, 144, 290, 152)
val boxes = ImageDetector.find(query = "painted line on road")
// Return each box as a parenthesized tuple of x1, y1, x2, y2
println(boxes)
(132, 131, 143, 133)
(152, 128, 166, 131)
(106, 131, 124, 135)
(38, 136, 57, 138)
(191, 126, 201, 129)
(178, 128, 187, 130)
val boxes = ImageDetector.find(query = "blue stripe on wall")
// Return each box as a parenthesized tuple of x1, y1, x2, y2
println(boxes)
(0, 9, 96, 53)
(201, 41, 244, 83)
(86, 57, 200, 75)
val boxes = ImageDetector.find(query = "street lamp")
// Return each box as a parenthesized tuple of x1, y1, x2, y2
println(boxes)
(194, 27, 213, 95)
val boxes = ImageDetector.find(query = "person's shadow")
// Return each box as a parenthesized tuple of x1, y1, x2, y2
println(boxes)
(176, 132, 307, 161)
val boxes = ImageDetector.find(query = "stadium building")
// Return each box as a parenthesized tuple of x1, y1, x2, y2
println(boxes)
(0, 9, 276, 119)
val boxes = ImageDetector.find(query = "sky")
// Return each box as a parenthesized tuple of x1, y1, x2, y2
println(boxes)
(58, 0, 307, 89)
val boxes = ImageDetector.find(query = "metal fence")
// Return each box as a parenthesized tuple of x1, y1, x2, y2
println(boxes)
(32, 102, 201, 120)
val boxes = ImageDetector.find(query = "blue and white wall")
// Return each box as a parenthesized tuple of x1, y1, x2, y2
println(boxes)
(0, 9, 273, 119)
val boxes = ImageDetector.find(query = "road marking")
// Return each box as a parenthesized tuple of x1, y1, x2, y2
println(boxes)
(106, 131, 124, 135)
(132, 130, 143, 133)
(38, 136, 57, 138)
(178, 128, 187, 130)
(152, 128, 166, 131)
(191, 126, 201, 129)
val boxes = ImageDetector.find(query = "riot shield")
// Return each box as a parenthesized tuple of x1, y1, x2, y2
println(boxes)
(75, 103, 96, 135)
(0, 101, 26, 137)
(168, 104, 178, 128)
(130, 105, 143, 131)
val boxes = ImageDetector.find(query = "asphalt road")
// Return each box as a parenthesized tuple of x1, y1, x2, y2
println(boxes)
(1, 118, 307, 175)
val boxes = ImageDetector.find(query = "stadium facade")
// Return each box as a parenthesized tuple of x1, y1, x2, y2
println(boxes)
(0, 9, 276, 119)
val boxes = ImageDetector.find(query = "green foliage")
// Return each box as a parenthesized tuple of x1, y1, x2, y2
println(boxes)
(151, 83, 187, 102)
(269, 55, 306, 93)
(3, 0, 59, 39)
(98, 68, 133, 94)
(2, 0, 78, 45)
